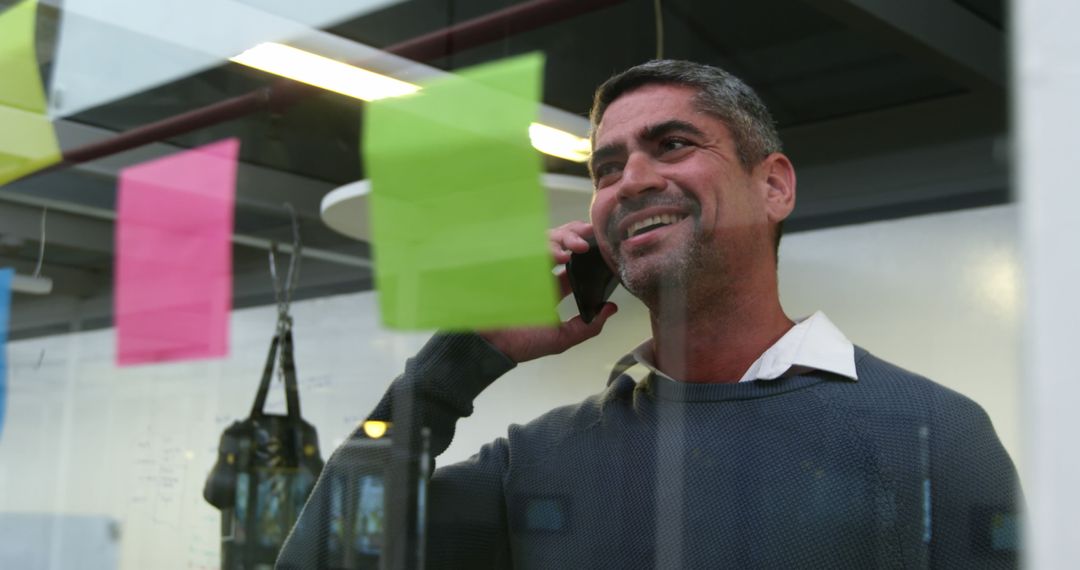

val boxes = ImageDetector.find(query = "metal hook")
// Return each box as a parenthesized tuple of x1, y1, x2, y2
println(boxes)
(34, 208, 50, 366)
(33, 206, 47, 279)
(286, 202, 303, 302)
(267, 204, 302, 383)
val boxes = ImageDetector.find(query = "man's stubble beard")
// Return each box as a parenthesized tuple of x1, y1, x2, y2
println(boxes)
(617, 229, 711, 311)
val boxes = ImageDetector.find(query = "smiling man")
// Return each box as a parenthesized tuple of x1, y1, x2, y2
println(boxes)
(586, 78, 796, 383)
(279, 61, 1021, 569)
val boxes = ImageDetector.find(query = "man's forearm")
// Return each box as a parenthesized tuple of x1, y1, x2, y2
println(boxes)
(367, 332, 516, 459)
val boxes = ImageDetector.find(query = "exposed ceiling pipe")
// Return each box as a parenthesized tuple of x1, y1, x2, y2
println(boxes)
(0, 190, 373, 269)
(58, 0, 624, 166)
(1, 0, 625, 271)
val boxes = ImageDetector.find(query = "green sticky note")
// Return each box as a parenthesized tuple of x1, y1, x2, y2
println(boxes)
(0, 0, 61, 186)
(364, 53, 558, 330)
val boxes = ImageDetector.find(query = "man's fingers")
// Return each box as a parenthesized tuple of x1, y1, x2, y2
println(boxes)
(558, 220, 594, 239)
(555, 302, 618, 349)
(563, 232, 591, 252)
(551, 242, 573, 265)
(481, 301, 617, 364)
(588, 302, 619, 331)
(550, 235, 589, 261)
(548, 221, 596, 265)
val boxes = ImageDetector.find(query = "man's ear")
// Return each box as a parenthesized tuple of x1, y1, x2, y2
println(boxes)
(759, 153, 796, 223)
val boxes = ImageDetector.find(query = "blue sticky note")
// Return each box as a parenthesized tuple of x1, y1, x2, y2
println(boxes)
(0, 268, 11, 440)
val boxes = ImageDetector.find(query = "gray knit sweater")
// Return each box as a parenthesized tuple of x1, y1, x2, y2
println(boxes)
(279, 333, 1021, 569)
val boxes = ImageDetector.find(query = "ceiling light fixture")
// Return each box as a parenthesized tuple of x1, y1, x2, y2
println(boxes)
(230, 42, 421, 101)
(11, 274, 53, 295)
(231, 43, 591, 161)
(528, 122, 591, 163)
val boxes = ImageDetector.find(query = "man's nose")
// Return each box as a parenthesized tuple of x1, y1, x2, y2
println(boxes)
(617, 152, 665, 199)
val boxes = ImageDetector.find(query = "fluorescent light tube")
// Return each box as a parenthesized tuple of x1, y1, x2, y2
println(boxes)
(230, 42, 421, 101)
(12, 274, 53, 295)
(529, 122, 591, 163)
(231, 43, 592, 161)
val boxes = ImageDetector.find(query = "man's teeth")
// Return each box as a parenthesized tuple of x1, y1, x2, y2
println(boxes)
(626, 214, 686, 239)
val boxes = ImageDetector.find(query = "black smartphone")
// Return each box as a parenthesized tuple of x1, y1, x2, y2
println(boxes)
(566, 237, 618, 324)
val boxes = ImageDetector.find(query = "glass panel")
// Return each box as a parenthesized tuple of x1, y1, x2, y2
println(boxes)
(0, 0, 1023, 568)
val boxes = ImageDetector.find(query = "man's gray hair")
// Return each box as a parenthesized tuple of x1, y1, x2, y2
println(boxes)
(589, 60, 782, 169)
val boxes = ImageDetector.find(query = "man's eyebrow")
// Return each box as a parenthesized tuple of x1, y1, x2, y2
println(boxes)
(642, 119, 705, 141)
(588, 142, 626, 174)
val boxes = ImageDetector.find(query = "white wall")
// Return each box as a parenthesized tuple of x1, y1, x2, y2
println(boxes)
(779, 205, 1021, 462)
(0, 204, 1020, 569)
(1015, 0, 1080, 565)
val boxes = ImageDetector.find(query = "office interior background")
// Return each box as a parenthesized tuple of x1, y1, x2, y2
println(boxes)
(0, 0, 1076, 568)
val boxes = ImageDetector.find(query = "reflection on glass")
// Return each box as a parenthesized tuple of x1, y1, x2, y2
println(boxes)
(0, 1, 1030, 569)
(354, 475, 384, 556)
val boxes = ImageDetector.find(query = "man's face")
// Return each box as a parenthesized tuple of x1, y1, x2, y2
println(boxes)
(588, 84, 773, 300)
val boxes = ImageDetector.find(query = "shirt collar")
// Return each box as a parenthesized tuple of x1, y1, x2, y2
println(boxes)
(607, 311, 858, 385)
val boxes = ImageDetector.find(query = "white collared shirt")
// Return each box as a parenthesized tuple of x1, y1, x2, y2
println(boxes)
(608, 311, 858, 385)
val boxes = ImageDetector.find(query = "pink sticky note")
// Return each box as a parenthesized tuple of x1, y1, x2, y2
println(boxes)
(115, 138, 239, 366)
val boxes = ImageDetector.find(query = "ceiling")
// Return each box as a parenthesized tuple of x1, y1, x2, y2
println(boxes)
(0, 0, 1009, 338)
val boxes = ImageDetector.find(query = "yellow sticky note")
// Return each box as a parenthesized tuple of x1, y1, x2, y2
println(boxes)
(364, 53, 558, 330)
(0, 0, 61, 186)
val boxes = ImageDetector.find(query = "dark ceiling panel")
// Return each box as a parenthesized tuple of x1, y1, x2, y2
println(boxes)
(57, 0, 980, 187)
(1, 0, 1010, 336)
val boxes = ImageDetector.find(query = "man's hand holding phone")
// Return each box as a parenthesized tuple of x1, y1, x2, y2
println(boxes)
(478, 221, 619, 364)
